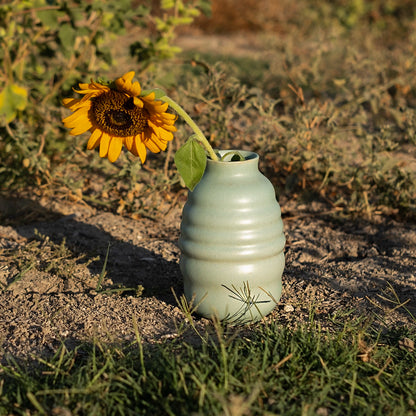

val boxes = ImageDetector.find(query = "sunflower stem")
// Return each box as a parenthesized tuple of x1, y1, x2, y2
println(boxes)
(161, 95, 219, 161)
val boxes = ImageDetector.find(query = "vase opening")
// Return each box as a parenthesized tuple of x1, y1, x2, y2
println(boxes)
(213, 150, 258, 163)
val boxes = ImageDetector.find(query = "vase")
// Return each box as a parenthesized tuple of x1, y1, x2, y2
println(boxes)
(179, 150, 285, 323)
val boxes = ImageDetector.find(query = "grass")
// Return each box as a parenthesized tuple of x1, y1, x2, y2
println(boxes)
(0, 315, 415, 415)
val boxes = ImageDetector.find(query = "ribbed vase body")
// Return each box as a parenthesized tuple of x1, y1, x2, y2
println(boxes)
(179, 150, 285, 322)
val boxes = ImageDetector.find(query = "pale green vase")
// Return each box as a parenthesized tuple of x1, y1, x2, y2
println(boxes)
(179, 150, 285, 323)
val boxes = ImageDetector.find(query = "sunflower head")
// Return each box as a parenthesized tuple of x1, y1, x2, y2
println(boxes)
(62, 71, 177, 163)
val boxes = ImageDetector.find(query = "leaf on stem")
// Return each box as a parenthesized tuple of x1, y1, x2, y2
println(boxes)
(174, 135, 207, 191)
(0, 83, 28, 124)
(141, 88, 166, 99)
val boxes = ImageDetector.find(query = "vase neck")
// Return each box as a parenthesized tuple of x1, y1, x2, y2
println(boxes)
(206, 150, 259, 175)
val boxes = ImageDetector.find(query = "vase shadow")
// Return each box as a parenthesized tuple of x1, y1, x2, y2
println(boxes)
(1, 197, 183, 306)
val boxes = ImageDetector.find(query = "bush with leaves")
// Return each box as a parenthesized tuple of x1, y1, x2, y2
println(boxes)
(0, 0, 210, 188)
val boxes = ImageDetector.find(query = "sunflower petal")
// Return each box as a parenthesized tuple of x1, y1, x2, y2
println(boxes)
(132, 135, 147, 163)
(149, 113, 177, 128)
(90, 81, 110, 91)
(73, 88, 97, 95)
(108, 137, 123, 162)
(158, 128, 174, 142)
(144, 91, 156, 100)
(150, 124, 174, 142)
(124, 135, 134, 150)
(62, 107, 90, 127)
(161, 112, 177, 120)
(63, 97, 92, 111)
(62, 98, 80, 109)
(150, 132, 168, 151)
(145, 139, 162, 153)
(99, 133, 111, 158)
(151, 102, 169, 113)
(133, 96, 144, 108)
(161, 123, 177, 132)
(115, 71, 141, 97)
(148, 120, 176, 137)
(70, 118, 92, 135)
(87, 129, 102, 150)
(129, 81, 141, 96)
(120, 71, 135, 84)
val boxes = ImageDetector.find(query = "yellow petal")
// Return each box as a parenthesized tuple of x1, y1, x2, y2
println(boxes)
(74, 82, 109, 95)
(90, 81, 110, 91)
(63, 97, 91, 111)
(73, 88, 97, 95)
(158, 128, 174, 142)
(129, 81, 141, 96)
(162, 123, 177, 132)
(62, 97, 80, 108)
(99, 133, 111, 158)
(70, 118, 92, 135)
(108, 137, 123, 162)
(62, 107, 90, 127)
(148, 120, 176, 136)
(133, 96, 144, 108)
(145, 140, 160, 153)
(115, 71, 141, 97)
(120, 71, 135, 84)
(151, 114, 176, 128)
(152, 102, 169, 113)
(148, 132, 168, 151)
(132, 135, 147, 163)
(150, 124, 174, 142)
(124, 135, 134, 150)
(161, 112, 176, 120)
(142, 92, 155, 101)
(87, 129, 102, 150)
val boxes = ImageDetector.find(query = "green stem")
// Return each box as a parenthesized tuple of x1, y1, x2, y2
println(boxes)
(161, 95, 219, 161)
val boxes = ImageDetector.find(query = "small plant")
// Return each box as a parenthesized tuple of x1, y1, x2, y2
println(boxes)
(221, 282, 273, 323)
(130, 0, 212, 71)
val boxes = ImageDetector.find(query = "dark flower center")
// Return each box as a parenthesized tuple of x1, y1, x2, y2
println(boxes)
(90, 91, 148, 137)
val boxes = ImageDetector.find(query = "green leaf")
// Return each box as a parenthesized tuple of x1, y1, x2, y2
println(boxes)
(161, 0, 175, 10)
(141, 88, 166, 100)
(36, 9, 61, 30)
(174, 136, 207, 191)
(0, 83, 28, 124)
(59, 24, 76, 51)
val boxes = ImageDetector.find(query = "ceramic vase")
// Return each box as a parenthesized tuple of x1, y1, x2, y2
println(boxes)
(179, 150, 285, 323)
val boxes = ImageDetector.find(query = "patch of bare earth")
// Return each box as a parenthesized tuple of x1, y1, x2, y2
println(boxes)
(0, 196, 415, 363)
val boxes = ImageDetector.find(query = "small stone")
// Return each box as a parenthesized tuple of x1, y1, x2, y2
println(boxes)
(399, 337, 415, 352)
(284, 304, 294, 313)
(316, 407, 329, 416)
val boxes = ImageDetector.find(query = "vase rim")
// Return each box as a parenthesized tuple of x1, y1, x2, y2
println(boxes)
(209, 149, 259, 163)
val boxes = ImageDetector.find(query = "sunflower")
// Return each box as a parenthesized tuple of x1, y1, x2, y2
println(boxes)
(62, 71, 177, 163)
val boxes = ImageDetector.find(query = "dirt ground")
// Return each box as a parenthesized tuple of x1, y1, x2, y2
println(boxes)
(0, 193, 415, 363)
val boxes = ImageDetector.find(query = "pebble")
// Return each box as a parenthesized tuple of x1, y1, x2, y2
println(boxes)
(284, 304, 294, 313)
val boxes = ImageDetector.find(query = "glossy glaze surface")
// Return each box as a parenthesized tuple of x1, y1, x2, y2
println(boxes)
(179, 150, 285, 322)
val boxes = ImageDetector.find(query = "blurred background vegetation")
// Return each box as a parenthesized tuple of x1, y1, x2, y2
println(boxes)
(0, 0, 415, 220)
